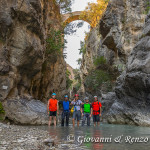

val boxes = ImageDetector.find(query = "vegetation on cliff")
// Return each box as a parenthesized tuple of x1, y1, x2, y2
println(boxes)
(56, 0, 74, 13)
(145, 0, 150, 14)
(0, 102, 5, 120)
(80, 0, 109, 28)
(46, 29, 66, 62)
(84, 56, 119, 93)
(79, 41, 86, 55)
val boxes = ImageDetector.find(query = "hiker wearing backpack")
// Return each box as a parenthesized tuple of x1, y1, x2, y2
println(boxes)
(91, 96, 102, 126)
(81, 97, 92, 126)
(71, 94, 84, 127)
(47, 93, 59, 126)
(59, 95, 71, 126)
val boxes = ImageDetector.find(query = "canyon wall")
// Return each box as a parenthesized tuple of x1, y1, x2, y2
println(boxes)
(80, 0, 150, 126)
(81, 0, 146, 96)
(0, 0, 67, 124)
(107, 11, 150, 126)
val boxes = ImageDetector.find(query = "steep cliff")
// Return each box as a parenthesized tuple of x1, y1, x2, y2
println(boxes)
(81, 0, 146, 95)
(107, 12, 150, 126)
(80, 0, 150, 126)
(0, 0, 67, 124)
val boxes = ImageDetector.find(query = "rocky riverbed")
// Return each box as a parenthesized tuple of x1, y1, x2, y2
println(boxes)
(0, 123, 84, 150)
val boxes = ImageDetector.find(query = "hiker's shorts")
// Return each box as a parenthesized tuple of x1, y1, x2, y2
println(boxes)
(93, 115, 100, 122)
(49, 111, 56, 116)
(72, 110, 81, 121)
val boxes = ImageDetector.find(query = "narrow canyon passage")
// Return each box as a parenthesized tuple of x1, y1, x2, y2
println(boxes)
(0, 0, 150, 150)
(0, 0, 149, 126)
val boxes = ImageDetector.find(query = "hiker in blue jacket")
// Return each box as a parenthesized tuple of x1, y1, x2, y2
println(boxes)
(59, 95, 71, 126)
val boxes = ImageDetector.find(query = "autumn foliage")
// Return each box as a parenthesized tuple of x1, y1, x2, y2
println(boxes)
(79, 0, 109, 28)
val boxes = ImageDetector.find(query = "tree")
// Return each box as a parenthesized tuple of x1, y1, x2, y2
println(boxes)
(78, 41, 86, 54)
(64, 21, 84, 35)
(79, 0, 109, 28)
(76, 58, 82, 65)
(56, 0, 74, 13)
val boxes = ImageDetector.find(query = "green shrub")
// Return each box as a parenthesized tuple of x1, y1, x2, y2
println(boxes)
(113, 64, 125, 72)
(79, 41, 86, 54)
(93, 56, 106, 67)
(0, 102, 4, 114)
(46, 29, 65, 62)
(73, 82, 81, 93)
(76, 58, 82, 65)
(144, 1, 150, 14)
(85, 69, 111, 91)
(0, 102, 5, 120)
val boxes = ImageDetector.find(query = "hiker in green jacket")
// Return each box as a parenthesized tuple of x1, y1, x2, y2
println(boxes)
(81, 97, 92, 126)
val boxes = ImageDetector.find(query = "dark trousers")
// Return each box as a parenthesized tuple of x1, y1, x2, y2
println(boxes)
(61, 111, 70, 126)
(82, 113, 91, 126)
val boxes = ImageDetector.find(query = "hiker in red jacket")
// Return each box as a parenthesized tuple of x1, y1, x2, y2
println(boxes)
(91, 96, 102, 126)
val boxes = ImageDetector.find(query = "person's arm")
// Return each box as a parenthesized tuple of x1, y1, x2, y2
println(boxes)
(81, 100, 84, 105)
(80, 101, 83, 111)
(99, 107, 102, 116)
(99, 103, 102, 116)
(90, 104, 92, 117)
(70, 99, 75, 105)
(57, 101, 59, 115)
(47, 100, 49, 115)
(81, 105, 84, 116)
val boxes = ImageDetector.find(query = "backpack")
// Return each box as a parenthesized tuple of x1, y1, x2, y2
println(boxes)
(92, 102, 101, 112)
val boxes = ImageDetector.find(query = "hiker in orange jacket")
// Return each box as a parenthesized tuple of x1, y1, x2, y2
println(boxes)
(47, 93, 59, 126)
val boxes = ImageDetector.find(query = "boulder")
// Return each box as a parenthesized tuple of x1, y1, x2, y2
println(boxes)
(3, 99, 48, 125)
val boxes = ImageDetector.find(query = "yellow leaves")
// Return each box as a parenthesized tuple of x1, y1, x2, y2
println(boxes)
(80, 0, 109, 28)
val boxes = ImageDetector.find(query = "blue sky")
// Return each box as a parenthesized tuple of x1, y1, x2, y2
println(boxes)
(64, 0, 97, 69)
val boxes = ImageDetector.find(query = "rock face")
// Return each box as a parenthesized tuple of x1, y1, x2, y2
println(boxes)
(0, 0, 67, 124)
(107, 12, 150, 126)
(67, 64, 74, 80)
(80, 0, 150, 126)
(101, 92, 116, 121)
(3, 99, 48, 124)
(80, 0, 146, 95)
(0, 0, 67, 102)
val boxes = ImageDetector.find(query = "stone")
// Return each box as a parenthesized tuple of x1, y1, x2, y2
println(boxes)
(3, 99, 49, 125)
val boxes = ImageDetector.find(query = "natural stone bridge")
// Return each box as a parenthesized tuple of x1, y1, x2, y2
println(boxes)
(61, 11, 90, 26)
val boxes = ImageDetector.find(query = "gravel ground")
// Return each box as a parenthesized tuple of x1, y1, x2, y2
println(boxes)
(0, 122, 51, 150)
(0, 123, 86, 150)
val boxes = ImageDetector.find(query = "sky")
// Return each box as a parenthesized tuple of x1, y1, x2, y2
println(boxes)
(64, 0, 97, 69)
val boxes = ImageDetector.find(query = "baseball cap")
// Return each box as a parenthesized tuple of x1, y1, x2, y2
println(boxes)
(52, 93, 56, 96)
(84, 97, 89, 100)
(64, 95, 68, 98)
(74, 94, 79, 97)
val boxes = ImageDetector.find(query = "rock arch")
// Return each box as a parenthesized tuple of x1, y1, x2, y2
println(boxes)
(62, 11, 90, 26)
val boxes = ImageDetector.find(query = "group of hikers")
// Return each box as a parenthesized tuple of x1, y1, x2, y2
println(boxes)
(47, 93, 102, 127)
